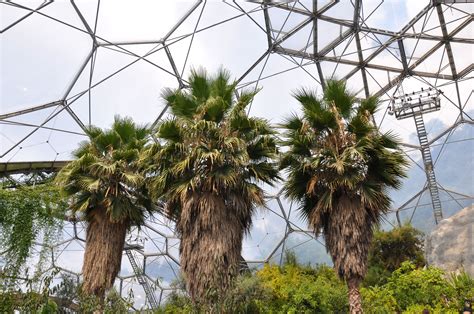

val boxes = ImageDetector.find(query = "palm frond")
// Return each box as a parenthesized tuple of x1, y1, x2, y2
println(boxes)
(323, 79, 355, 118)
(210, 67, 234, 106)
(85, 125, 103, 139)
(280, 113, 303, 131)
(230, 88, 259, 115)
(163, 88, 198, 119)
(358, 96, 379, 115)
(157, 119, 183, 142)
(348, 114, 374, 139)
(94, 131, 121, 152)
(189, 67, 210, 102)
(201, 96, 228, 122)
(112, 115, 137, 143)
(56, 116, 156, 227)
(120, 172, 144, 188)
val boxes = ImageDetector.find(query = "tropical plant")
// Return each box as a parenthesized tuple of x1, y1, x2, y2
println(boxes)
(256, 260, 349, 313)
(0, 183, 65, 279)
(449, 270, 474, 310)
(280, 80, 408, 313)
(159, 251, 348, 314)
(78, 288, 133, 313)
(158, 258, 474, 313)
(365, 224, 425, 286)
(149, 68, 279, 303)
(362, 261, 474, 312)
(55, 116, 155, 300)
(0, 270, 132, 313)
(0, 268, 60, 313)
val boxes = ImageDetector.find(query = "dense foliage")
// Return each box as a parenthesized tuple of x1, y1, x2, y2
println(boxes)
(365, 224, 426, 286)
(159, 259, 473, 314)
(0, 75, 470, 313)
(256, 262, 348, 313)
(0, 271, 131, 313)
(0, 183, 66, 277)
(159, 253, 348, 314)
(362, 262, 474, 313)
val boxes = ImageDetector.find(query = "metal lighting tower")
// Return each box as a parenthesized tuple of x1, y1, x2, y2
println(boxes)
(390, 88, 444, 224)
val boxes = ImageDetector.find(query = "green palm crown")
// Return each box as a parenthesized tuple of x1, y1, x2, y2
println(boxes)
(151, 68, 280, 225)
(56, 116, 155, 225)
(280, 80, 408, 280)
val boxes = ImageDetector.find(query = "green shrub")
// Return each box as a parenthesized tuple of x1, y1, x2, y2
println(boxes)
(256, 263, 348, 313)
(365, 224, 425, 287)
(403, 303, 458, 313)
(363, 261, 474, 312)
(158, 256, 348, 313)
(361, 286, 397, 313)
(159, 259, 474, 313)
(449, 270, 474, 310)
(387, 261, 456, 310)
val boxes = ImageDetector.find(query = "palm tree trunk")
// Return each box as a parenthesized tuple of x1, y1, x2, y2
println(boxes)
(178, 193, 243, 304)
(81, 207, 128, 300)
(347, 277, 363, 314)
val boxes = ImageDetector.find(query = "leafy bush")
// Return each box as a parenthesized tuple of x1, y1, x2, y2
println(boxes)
(0, 183, 66, 277)
(159, 254, 348, 313)
(365, 224, 425, 287)
(158, 273, 271, 313)
(449, 270, 474, 310)
(0, 269, 59, 313)
(362, 261, 473, 312)
(256, 263, 348, 313)
(78, 288, 132, 313)
(160, 258, 473, 313)
(0, 270, 132, 313)
(403, 304, 457, 314)
(361, 285, 397, 313)
(387, 262, 456, 310)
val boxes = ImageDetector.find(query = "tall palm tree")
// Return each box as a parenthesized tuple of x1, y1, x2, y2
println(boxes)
(56, 116, 155, 300)
(280, 80, 408, 313)
(150, 68, 279, 304)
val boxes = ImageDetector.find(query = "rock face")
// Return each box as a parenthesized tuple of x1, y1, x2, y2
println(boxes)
(425, 205, 474, 276)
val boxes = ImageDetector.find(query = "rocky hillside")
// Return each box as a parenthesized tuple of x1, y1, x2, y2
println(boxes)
(425, 205, 473, 276)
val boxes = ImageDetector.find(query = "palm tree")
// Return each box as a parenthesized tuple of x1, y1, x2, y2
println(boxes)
(280, 80, 408, 313)
(56, 116, 155, 300)
(150, 68, 279, 304)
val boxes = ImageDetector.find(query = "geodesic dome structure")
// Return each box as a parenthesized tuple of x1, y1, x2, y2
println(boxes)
(1, 0, 473, 309)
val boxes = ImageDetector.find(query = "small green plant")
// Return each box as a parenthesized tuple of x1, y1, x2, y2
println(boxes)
(158, 259, 474, 313)
(362, 261, 474, 312)
(449, 270, 474, 309)
(361, 285, 397, 314)
(158, 252, 348, 314)
(0, 183, 66, 279)
(0, 269, 60, 313)
(365, 224, 425, 287)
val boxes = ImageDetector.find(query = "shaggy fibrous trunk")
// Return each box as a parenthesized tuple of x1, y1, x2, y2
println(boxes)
(317, 194, 373, 314)
(347, 277, 363, 314)
(178, 193, 243, 304)
(82, 207, 128, 299)
(323, 195, 372, 278)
